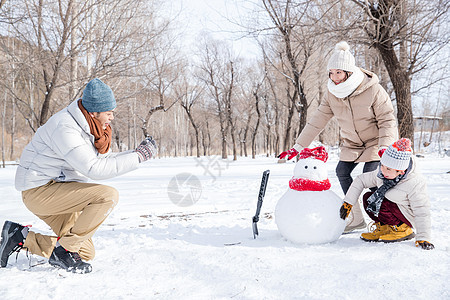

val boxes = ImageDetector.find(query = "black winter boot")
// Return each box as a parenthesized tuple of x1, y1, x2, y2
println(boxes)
(48, 245, 92, 274)
(0, 221, 27, 267)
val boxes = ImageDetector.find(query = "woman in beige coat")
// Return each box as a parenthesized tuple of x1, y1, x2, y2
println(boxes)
(279, 41, 398, 233)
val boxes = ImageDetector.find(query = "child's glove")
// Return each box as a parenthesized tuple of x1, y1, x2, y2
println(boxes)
(415, 240, 435, 250)
(378, 147, 387, 158)
(136, 136, 158, 162)
(339, 202, 352, 220)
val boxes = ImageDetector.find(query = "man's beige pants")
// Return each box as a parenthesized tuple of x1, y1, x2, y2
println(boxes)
(21, 181, 118, 261)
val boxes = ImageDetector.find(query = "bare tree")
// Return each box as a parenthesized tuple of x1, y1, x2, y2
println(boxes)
(1, 88, 6, 167)
(197, 38, 237, 159)
(262, 55, 282, 156)
(1, 0, 169, 131)
(237, 81, 255, 157)
(201, 118, 212, 156)
(34, 0, 73, 125)
(3, 0, 448, 160)
(240, 112, 252, 157)
(225, 61, 238, 161)
(261, 0, 316, 150)
(250, 82, 263, 159)
(139, 54, 181, 138)
(350, 0, 450, 142)
(263, 91, 274, 157)
(177, 77, 204, 157)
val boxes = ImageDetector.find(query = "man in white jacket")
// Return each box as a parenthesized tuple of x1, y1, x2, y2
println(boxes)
(0, 78, 157, 273)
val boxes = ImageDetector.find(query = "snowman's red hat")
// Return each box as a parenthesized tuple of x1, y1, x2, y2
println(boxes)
(298, 146, 328, 162)
(289, 146, 331, 191)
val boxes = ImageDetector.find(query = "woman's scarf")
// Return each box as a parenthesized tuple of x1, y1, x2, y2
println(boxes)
(78, 100, 112, 154)
(327, 67, 365, 98)
(366, 164, 410, 217)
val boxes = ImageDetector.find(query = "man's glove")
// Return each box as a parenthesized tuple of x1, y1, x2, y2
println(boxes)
(278, 148, 299, 160)
(136, 136, 158, 162)
(339, 202, 353, 220)
(415, 240, 435, 250)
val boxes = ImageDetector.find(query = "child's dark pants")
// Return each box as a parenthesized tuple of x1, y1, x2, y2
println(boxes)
(362, 192, 413, 228)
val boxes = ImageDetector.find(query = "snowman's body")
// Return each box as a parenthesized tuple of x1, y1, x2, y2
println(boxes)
(275, 150, 345, 244)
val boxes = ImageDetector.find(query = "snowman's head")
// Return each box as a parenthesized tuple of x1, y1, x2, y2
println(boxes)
(292, 146, 329, 180)
(293, 157, 327, 181)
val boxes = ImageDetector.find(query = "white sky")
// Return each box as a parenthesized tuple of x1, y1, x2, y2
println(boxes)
(168, 0, 261, 59)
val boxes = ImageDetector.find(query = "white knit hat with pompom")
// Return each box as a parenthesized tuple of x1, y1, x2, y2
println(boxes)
(327, 41, 358, 73)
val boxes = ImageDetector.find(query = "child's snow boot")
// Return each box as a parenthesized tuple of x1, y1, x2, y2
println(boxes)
(360, 222, 391, 242)
(379, 223, 415, 243)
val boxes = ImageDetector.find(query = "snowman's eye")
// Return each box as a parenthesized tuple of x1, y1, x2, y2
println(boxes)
(304, 166, 308, 169)
(313, 166, 317, 169)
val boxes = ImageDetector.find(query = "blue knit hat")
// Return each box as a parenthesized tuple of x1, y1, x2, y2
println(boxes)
(82, 78, 116, 112)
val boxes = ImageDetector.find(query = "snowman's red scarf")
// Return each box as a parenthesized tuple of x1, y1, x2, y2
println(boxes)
(289, 177, 331, 191)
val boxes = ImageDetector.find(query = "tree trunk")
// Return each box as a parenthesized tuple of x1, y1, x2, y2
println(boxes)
(69, 0, 78, 100)
(229, 121, 237, 161)
(273, 88, 280, 156)
(243, 114, 252, 157)
(225, 62, 237, 161)
(317, 69, 325, 144)
(220, 120, 228, 159)
(283, 32, 307, 134)
(202, 121, 211, 156)
(375, 42, 412, 142)
(251, 91, 261, 159)
(2, 89, 6, 167)
(283, 88, 295, 151)
(29, 72, 35, 130)
(181, 104, 201, 158)
(142, 105, 164, 137)
(10, 96, 15, 160)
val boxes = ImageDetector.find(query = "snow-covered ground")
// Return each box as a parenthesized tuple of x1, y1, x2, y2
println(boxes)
(0, 153, 449, 299)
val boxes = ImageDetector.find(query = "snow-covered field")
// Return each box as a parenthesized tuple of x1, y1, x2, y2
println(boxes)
(0, 153, 449, 299)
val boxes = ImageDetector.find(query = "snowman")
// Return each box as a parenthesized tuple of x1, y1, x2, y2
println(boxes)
(275, 146, 345, 244)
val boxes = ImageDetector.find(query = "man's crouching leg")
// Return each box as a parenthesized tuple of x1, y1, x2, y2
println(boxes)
(78, 238, 95, 261)
(58, 184, 119, 253)
(53, 185, 118, 273)
(23, 182, 118, 273)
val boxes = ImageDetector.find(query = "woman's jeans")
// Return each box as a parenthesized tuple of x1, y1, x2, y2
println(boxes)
(336, 160, 380, 194)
